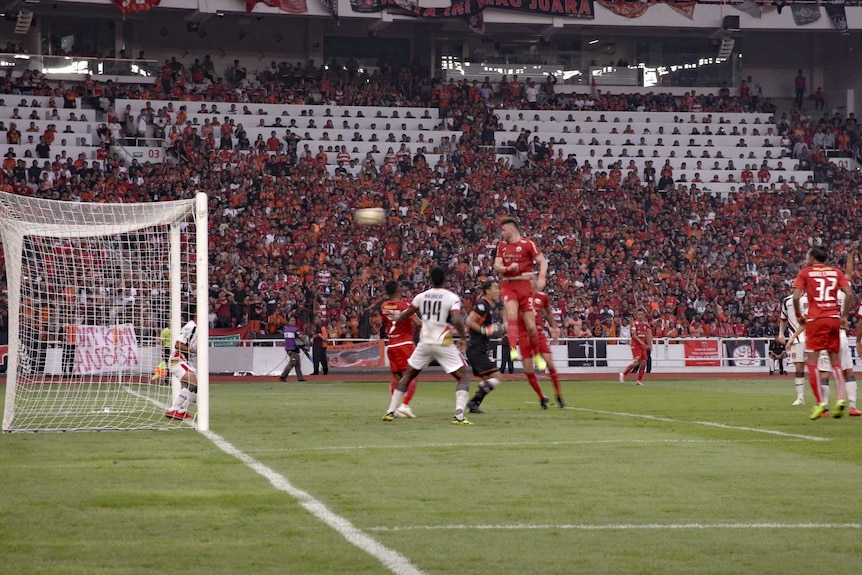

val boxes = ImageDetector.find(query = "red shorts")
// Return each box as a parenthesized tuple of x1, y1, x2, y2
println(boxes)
(387, 342, 415, 373)
(631, 345, 648, 362)
(501, 280, 534, 313)
(804, 318, 841, 354)
(518, 329, 551, 357)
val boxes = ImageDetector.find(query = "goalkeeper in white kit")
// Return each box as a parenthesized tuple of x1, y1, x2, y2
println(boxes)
(165, 319, 198, 420)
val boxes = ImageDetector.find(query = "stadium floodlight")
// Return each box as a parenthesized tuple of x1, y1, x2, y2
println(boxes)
(0, 192, 209, 432)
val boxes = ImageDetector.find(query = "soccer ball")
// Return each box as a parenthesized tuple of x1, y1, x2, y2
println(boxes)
(354, 207, 385, 226)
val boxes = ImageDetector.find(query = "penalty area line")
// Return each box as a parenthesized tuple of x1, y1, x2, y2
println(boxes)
(124, 387, 425, 575)
(563, 406, 830, 442)
(367, 522, 862, 532)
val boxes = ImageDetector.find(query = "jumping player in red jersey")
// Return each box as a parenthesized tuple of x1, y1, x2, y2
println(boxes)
(792, 246, 854, 420)
(517, 275, 565, 408)
(493, 216, 549, 371)
(620, 309, 652, 385)
(380, 280, 421, 418)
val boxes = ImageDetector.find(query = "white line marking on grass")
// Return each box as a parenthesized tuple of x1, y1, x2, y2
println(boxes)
(561, 406, 830, 442)
(201, 429, 425, 575)
(245, 437, 797, 454)
(125, 387, 425, 575)
(367, 522, 862, 532)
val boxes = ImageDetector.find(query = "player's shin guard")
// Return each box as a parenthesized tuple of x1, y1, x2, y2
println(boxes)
(548, 366, 561, 396)
(170, 387, 191, 411)
(846, 376, 857, 407)
(805, 361, 823, 404)
(794, 373, 805, 401)
(831, 362, 846, 400)
(455, 377, 470, 419)
(387, 389, 405, 415)
(526, 372, 544, 398)
(506, 320, 519, 350)
(403, 378, 418, 405)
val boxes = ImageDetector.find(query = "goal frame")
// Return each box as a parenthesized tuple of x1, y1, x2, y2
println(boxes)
(0, 192, 209, 432)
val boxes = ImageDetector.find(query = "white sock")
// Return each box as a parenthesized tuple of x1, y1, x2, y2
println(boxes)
(820, 380, 830, 405)
(794, 377, 805, 400)
(846, 377, 857, 408)
(455, 389, 469, 419)
(387, 390, 404, 414)
(171, 388, 190, 411)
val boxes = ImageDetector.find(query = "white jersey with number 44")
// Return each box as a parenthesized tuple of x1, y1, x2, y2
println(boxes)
(411, 288, 461, 345)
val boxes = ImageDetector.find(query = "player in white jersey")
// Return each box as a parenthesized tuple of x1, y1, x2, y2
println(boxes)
(381, 267, 473, 425)
(779, 293, 808, 405)
(166, 319, 198, 420)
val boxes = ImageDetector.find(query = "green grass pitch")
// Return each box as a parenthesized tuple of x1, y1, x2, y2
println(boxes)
(2, 375, 862, 574)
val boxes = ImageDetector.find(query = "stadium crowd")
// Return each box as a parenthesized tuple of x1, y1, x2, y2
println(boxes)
(0, 60, 861, 344)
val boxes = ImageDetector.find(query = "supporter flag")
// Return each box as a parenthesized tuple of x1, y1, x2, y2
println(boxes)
(724, 339, 767, 368)
(467, 12, 485, 34)
(733, 0, 761, 19)
(246, 0, 308, 13)
(112, 0, 161, 14)
(791, 3, 821, 26)
(596, 0, 696, 20)
(320, 0, 338, 18)
(825, 3, 850, 36)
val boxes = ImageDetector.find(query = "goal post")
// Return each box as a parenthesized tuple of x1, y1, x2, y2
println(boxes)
(0, 191, 208, 432)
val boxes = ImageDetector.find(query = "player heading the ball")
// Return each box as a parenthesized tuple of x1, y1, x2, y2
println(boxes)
(493, 216, 549, 371)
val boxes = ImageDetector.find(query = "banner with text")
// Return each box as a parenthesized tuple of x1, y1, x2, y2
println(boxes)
(210, 325, 252, 347)
(74, 324, 141, 375)
(723, 339, 767, 369)
(329, 341, 385, 368)
(351, 0, 595, 20)
(683, 339, 721, 367)
(596, 0, 695, 19)
(112, 0, 161, 15)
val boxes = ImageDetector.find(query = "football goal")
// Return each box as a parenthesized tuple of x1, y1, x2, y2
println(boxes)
(0, 192, 209, 432)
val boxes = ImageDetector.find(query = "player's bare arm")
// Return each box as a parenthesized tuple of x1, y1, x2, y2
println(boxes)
(535, 253, 548, 291)
(465, 311, 484, 334)
(493, 255, 518, 275)
(777, 319, 787, 344)
(644, 332, 653, 350)
(792, 287, 806, 325)
(840, 283, 853, 329)
(786, 324, 806, 351)
(543, 301, 560, 344)
(176, 340, 195, 354)
(392, 305, 418, 325)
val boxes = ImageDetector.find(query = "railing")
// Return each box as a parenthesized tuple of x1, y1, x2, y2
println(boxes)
(0, 53, 158, 77)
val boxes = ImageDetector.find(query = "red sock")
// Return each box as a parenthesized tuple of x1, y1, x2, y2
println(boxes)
(548, 366, 561, 396)
(624, 362, 637, 376)
(389, 378, 398, 396)
(403, 378, 418, 405)
(832, 361, 846, 401)
(637, 364, 646, 382)
(506, 319, 519, 350)
(526, 372, 545, 398)
(806, 361, 823, 403)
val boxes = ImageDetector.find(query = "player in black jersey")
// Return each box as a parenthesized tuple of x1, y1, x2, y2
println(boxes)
(465, 280, 506, 414)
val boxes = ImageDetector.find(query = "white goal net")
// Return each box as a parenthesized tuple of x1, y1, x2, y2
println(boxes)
(0, 192, 209, 432)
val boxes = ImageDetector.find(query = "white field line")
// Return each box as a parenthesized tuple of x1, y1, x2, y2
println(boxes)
(244, 437, 797, 454)
(561, 406, 830, 442)
(124, 387, 425, 575)
(368, 522, 862, 532)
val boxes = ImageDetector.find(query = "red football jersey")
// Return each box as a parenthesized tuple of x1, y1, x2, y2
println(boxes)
(792, 265, 849, 319)
(518, 291, 550, 331)
(631, 321, 652, 347)
(381, 300, 414, 345)
(497, 238, 542, 278)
